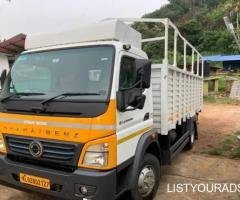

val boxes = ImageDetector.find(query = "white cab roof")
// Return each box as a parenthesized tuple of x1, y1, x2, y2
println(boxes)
(25, 20, 142, 50)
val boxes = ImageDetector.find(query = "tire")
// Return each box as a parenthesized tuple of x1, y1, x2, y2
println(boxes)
(130, 153, 160, 200)
(186, 121, 196, 150)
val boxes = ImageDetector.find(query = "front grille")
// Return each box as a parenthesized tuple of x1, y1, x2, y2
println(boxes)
(5, 135, 82, 171)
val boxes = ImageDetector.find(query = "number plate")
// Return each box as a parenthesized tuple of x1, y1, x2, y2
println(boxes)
(20, 173, 50, 190)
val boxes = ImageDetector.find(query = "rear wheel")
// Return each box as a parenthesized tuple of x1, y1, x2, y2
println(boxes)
(130, 153, 160, 200)
(186, 121, 196, 150)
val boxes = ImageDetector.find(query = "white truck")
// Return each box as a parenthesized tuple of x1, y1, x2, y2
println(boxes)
(0, 18, 203, 200)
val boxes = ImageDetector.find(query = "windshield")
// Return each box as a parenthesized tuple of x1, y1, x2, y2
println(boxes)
(1, 46, 114, 102)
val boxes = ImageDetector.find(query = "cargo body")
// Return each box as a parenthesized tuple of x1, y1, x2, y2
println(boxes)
(0, 18, 203, 200)
(152, 64, 202, 133)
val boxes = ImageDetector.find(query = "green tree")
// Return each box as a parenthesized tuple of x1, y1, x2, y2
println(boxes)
(133, 0, 239, 60)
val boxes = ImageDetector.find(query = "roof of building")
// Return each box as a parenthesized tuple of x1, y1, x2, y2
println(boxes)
(204, 76, 220, 81)
(0, 34, 26, 55)
(203, 54, 240, 62)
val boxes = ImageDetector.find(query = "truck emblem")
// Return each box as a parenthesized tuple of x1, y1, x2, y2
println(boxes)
(29, 141, 43, 158)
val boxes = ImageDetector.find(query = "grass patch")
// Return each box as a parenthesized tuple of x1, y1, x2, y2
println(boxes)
(203, 95, 216, 103)
(204, 95, 240, 105)
(203, 131, 240, 159)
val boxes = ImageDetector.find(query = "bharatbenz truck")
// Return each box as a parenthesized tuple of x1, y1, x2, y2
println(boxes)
(0, 18, 203, 200)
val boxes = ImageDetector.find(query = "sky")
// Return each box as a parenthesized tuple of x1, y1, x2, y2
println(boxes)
(0, 0, 168, 40)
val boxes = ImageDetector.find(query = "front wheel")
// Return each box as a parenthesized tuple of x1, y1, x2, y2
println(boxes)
(130, 153, 160, 200)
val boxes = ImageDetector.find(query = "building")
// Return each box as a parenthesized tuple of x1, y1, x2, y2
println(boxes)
(203, 77, 219, 96)
(202, 54, 240, 96)
(0, 33, 26, 69)
(230, 81, 240, 100)
(204, 54, 240, 72)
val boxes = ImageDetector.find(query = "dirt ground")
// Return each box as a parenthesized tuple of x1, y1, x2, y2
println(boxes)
(155, 104, 240, 200)
(195, 104, 240, 153)
(156, 153, 240, 200)
(0, 104, 239, 200)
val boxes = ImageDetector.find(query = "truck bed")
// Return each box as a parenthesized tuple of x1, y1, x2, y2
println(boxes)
(151, 64, 203, 135)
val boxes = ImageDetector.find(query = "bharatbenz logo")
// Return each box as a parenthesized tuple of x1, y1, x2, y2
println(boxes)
(29, 141, 43, 158)
(2, 125, 81, 139)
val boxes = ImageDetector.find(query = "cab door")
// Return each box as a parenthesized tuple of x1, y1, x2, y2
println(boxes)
(116, 51, 153, 165)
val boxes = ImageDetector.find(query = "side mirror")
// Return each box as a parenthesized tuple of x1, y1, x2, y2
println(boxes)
(117, 90, 146, 112)
(0, 69, 7, 89)
(117, 59, 151, 112)
(135, 59, 151, 89)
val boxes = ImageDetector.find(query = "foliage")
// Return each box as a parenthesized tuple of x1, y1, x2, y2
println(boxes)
(218, 78, 226, 92)
(203, 95, 240, 105)
(204, 131, 240, 159)
(198, 31, 235, 54)
(135, 0, 240, 62)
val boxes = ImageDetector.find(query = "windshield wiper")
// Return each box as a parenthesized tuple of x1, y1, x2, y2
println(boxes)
(41, 92, 101, 105)
(0, 92, 46, 103)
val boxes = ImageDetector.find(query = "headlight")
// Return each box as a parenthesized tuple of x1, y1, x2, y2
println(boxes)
(79, 135, 116, 170)
(0, 134, 6, 154)
(83, 143, 109, 167)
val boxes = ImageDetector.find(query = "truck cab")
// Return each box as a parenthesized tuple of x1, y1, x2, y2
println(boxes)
(0, 19, 203, 200)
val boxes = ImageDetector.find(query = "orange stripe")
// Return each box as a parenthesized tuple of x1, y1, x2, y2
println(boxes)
(0, 100, 116, 143)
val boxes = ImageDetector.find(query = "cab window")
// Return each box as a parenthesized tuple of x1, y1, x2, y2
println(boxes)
(119, 56, 136, 89)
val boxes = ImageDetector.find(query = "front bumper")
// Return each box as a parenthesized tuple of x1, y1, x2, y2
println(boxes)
(0, 154, 116, 200)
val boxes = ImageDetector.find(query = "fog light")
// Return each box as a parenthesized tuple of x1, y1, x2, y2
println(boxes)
(80, 186, 88, 195)
(75, 184, 96, 197)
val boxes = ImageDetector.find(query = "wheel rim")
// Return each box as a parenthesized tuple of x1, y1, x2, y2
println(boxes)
(138, 165, 156, 197)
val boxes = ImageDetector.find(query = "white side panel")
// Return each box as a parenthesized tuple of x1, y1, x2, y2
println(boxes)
(151, 64, 162, 133)
(151, 64, 203, 135)
(117, 120, 153, 165)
